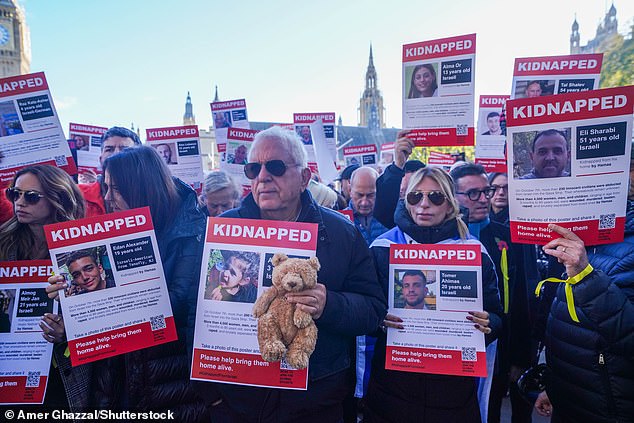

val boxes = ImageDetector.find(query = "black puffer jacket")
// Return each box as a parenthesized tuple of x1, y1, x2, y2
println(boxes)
(545, 206, 634, 423)
(92, 179, 209, 422)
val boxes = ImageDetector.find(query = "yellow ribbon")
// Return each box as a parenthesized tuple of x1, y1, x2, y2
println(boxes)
(64, 346, 70, 358)
(500, 247, 509, 314)
(534, 264, 594, 323)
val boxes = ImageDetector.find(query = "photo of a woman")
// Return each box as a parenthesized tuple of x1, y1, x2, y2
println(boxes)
(408, 64, 438, 98)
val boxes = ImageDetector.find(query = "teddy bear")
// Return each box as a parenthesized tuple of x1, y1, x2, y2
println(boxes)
(252, 253, 320, 370)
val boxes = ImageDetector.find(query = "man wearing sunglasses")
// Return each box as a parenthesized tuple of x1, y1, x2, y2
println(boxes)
(215, 126, 386, 422)
(79, 127, 142, 217)
(450, 163, 537, 423)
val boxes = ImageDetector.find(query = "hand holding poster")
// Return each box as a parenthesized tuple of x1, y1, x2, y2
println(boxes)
(386, 244, 486, 377)
(146, 125, 205, 193)
(506, 86, 634, 245)
(44, 207, 177, 366)
(402, 34, 476, 147)
(0, 261, 55, 404)
(0, 72, 76, 187)
(191, 217, 318, 389)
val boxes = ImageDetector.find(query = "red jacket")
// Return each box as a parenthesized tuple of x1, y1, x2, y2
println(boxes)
(79, 182, 106, 217)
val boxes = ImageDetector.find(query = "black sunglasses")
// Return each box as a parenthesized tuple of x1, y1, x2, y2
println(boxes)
(244, 160, 298, 180)
(6, 187, 45, 205)
(456, 187, 496, 201)
(406, 190, 446, 206)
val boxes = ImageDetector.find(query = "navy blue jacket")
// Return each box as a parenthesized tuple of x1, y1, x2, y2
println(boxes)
(213, 190, 386, 422)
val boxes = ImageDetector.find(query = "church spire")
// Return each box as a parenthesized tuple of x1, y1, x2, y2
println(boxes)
(213, 85, 219, 103)
(358, 44, 384, 129)
(365, 44, 377, 90)
(183, 91, 195, 125)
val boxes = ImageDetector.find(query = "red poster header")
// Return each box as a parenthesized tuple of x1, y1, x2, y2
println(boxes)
(69, 123, 107, 135)
(45, 207, 154, 250)
(293, 113, 336, 124)
(381, 142, 395, 152)
(513, 53, 603, 76)
(146, 125, 199, 140)
(206, 217, 318, 250)
(479, 95, 509, 108)
(211, 99, 246, 111)
(0, 71, 48, 98)
(403, 34, 476, 62)
(506, 85, 634, 127)
(0, 260, 53, 284)
(227, 128, 258, 141)
(390, 244, 481, 266)
(343, 144, 377, 155)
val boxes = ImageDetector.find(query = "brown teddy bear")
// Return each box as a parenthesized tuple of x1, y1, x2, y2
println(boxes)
(252, 253, 319, 369)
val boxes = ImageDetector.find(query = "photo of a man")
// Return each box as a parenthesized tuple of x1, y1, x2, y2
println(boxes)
(62, 249, 115, 296)
(395, 270, 436, 310)
(481, 112, 502, 135)
(518, 129, 571, 179)
(297, 125, 312, 145)
(229, 144, 248, 165)
(155, 143, 177, 165)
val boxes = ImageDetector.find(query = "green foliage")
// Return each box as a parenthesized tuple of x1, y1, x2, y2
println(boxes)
(599, 33, 634, 88)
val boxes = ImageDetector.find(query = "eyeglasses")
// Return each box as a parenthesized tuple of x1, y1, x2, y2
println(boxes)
(244, 160, 298, 180)
(456, 187, 496, 201)
(406, 190, 446, 206)
(5, 187, 45, 205)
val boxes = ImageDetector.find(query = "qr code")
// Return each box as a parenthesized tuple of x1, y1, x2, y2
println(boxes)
(150, 314, 166, 331)
(456, 125, 468, 136)
(599, 213, 616, 230)
(54, 155, 68, 166)
(26, 371, 41, 387)
(461, 347, 477, 362)
(279, 357, 294, 370)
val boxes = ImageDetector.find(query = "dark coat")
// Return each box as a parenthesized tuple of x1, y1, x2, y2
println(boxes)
(374, 163, 404, 229)
(92, 178, 209, 422)
(545, 203, 634, 423)
(364, 202, 503, 423)
(213, 190, 386, 422)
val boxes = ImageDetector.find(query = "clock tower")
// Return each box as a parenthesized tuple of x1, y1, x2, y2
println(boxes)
(0, 0, 30, 78)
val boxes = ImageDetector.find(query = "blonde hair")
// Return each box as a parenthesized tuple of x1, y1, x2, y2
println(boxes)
(405, 166, 469, 239)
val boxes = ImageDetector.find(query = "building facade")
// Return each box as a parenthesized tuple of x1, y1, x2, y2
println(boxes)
(0, 0, 30, 78)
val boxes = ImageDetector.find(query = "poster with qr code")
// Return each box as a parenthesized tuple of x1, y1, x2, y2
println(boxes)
(191, 217, 318, 390)
(44, 207, 177, 366)
(383, 243, 487, 377)
(506, 85, 634, 245)
(69, 122, 108, 175)
(146, 125, 205, 194)
(0, 72, 77, 188)
(211, 98, 251, 153)
(401, 34, 476, 147)
(0, 260, 56, 404)
(475, 95, 509, 173)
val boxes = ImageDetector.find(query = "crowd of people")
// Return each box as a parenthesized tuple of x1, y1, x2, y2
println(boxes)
(1, 125, 632, 423)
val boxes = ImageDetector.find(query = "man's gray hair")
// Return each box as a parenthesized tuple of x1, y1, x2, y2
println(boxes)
(249, 126, 308, 168)
(204, 171, 240, 198)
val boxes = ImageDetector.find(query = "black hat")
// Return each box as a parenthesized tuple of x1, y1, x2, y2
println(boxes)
(337, 164, 360, 181)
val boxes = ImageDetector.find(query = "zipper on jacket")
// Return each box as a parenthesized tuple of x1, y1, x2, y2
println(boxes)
(597, 352, 619, 420)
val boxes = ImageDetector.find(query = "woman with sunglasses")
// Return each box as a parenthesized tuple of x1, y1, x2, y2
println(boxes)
(364, 166, 503, 423)
(0, 164, 85, 410)
(0, 165, 85, 260)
